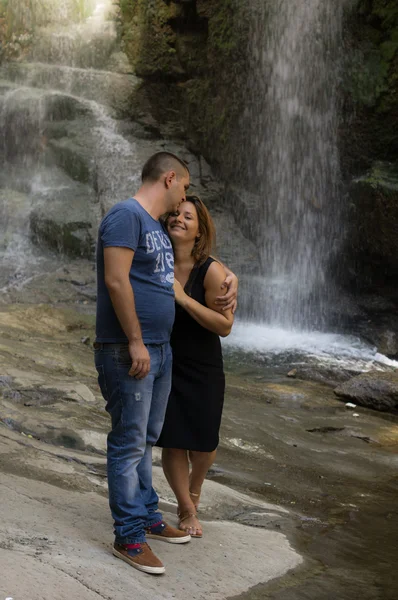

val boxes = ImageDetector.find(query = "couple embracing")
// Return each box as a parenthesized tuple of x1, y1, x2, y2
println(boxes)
(94, 152, 237, 575)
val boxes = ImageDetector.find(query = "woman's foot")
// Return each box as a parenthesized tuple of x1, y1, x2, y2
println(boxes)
(189, 490, 201, 512)
(178, 510, 203, 538)
(188, 476, 202, 511)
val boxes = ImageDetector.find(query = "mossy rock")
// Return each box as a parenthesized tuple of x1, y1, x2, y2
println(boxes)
(120, 0, 250, 178)
(343, 0, 398, 172)
(46, 139, 94, 185)
(120, 0, 185, 78)
(357, 161, 398, 190)
(30, 212, 95, 258)
(347, 162, 398, 283)
(30, 185, 97, 258)
(335, 370, 398, 412)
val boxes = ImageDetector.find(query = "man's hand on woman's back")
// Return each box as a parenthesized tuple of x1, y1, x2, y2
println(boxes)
(215, 269, 238, 314)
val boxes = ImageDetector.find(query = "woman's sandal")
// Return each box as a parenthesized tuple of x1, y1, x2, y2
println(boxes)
(178, 511, 203, 538)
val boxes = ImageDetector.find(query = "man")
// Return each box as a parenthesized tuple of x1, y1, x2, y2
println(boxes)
(95, 152, 237, 575)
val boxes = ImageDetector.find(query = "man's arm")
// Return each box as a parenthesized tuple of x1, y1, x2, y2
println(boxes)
(104, 246, 150, 379)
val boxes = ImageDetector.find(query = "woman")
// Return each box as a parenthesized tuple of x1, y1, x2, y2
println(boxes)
(156, 195, 234, 538)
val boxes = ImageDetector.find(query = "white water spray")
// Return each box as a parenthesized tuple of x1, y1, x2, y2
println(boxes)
(243, 0, 352, 329)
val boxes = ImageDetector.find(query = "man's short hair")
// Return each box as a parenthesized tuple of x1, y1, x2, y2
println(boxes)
(141, 152, 189, 183)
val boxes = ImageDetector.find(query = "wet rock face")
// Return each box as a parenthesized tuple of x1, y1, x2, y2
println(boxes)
(339, 162, 398, 342)
(355, 313, 398, 360)
(30, 186, 97, 259)
(1, 62, 140, 117)
(346, 162, 398, 284)
(120, 0, 251, 181)
(342, 0, 398, 175)
(372, 329, 398, 358)
(325, 2, 398, 319)
(335, 371, 398, 412)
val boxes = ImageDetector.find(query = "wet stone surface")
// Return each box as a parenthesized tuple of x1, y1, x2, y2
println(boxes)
(0, 302, 397, 598)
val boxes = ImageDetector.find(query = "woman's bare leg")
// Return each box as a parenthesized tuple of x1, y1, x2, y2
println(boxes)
(188, 450, 217, 509)
(162, 448, 202, 536)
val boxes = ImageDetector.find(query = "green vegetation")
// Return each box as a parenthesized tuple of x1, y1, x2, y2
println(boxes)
(348, 0, 398, 110)
(208, 0, 239, 57)
(359, 161, 398, 191)
(0, 0, 8, 18)
(119, 0, 248, 175)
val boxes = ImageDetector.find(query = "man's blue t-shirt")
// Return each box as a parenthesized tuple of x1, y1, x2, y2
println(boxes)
(95, 198, 175, 344)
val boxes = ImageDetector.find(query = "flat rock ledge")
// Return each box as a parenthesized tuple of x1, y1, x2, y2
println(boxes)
(0, 427, 302, 600)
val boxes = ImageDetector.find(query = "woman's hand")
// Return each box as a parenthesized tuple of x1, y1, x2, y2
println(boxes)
(215, 269, 238, 313)
(174, 278, 188, 307)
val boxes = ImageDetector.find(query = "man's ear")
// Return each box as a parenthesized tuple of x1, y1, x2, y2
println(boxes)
(164, 170, 176, 189)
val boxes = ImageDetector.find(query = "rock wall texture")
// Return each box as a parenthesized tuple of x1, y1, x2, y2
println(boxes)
(342, 0, 398, 290)
(342, 0, 398, 174)
(119, 0, 251, 182)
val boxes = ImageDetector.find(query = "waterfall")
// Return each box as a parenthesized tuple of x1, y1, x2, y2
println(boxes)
(241, 0, 352, 330)
(0, 0, 142, 294)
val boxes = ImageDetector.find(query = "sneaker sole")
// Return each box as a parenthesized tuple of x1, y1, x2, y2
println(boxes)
(146, 533, 191, 544)
(112, 548, 165, 574)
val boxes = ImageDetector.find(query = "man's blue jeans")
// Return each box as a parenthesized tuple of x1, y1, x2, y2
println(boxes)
(94, 342, 172, 544)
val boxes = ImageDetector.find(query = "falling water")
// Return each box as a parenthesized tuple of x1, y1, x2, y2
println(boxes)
(241, 0, 352, 330)
(0, 0, 142, 294)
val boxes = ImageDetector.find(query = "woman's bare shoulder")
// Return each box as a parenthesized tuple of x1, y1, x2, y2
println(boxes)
(204, 259, 225, 287)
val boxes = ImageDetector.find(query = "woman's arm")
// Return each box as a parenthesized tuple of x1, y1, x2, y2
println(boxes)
(214, 262, 238, 313)
(174, 262, 234, 337)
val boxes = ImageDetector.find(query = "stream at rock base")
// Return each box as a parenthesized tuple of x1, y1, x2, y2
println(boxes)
(218, 351, 398, 600)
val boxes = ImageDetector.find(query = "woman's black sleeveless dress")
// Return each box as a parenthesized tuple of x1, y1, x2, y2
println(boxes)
(156, 257, 225, 452)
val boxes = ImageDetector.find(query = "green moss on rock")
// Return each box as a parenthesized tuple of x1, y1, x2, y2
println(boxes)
(346, 1, 398, 110)
(347, 161, 398, 283)
(120, 0, 185, 78)
(342, 0, 398, 174)
(120, 0, 250, 177)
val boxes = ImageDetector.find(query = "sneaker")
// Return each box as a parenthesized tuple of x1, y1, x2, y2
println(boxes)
(145, 520, 191, 544)
(113, 542, 165, 575)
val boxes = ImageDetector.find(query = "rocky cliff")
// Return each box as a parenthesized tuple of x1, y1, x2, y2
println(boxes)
(343, 0, 398, 173)
(119, 0, 251, 182)
(342, 0, 398, 296)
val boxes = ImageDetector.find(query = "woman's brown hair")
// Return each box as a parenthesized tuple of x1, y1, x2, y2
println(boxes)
(166, 195, 216, 265)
